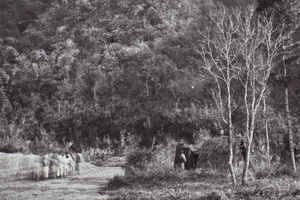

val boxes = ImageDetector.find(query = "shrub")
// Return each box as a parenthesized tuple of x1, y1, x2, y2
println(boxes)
(106, 175, 129, 190)
(82, 147, 114, 163)
(0, 144, 21, 153)
(199, 191, 229, 200)
(254, 163, 300, 184)
(145, 142, 175, 170)
(135, 168, 183, 184)
(274, 164, 296, 178)
(255, 164, 298, 179)
(109, 167, 184, 190)
(126, 149, 153, 170)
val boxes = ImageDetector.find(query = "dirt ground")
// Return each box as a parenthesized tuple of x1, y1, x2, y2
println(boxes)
(0, 158, 125, 200)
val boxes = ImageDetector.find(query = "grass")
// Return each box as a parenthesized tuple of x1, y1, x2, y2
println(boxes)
(103, 139, 300, 200)
(105, 168, 231, 199)
(105, 167, 300, 200)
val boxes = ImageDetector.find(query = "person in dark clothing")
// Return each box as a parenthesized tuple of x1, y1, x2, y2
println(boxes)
(240, 139, 247, 162)
(174, 145, 199, 170)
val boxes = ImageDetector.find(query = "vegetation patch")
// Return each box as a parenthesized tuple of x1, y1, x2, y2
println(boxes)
(106, 175, 129, 190)
(105, 172, 300, 200)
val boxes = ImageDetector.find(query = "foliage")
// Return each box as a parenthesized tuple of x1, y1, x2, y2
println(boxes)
(82, 147, 114, 164)
(0, 144, 21, 153)
(0, 0, 299, 183)
(126, 149, 153, 170)
(0, 0, 224, 152)
(255, 164, 300, 180)
(0, 0, 53, 38)
(105, 162, 300, 199)
(106, 175, 129, 190)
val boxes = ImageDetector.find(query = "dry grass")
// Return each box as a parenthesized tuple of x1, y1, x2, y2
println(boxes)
(105, 168, 300, 200)
(104, 138, 300, 200)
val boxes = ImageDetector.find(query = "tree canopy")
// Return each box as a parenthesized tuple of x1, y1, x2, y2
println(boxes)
(0, 0, 299, 167)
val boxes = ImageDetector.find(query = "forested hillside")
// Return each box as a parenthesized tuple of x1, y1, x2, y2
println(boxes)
(0, 0, 299, 175)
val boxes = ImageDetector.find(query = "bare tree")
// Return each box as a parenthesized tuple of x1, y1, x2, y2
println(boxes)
(193, 4, 243, 186)
(238, 10, 284, 184)
(194, 3, 285, 185)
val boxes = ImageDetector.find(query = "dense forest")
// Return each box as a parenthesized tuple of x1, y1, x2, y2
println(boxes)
(0, 0, 300, 182)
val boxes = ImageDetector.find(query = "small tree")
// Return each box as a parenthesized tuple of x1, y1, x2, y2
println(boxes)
(193, 3, 243, 186)
(238, 10, 284, 184)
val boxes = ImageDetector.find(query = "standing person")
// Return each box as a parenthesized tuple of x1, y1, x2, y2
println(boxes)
(179, 150, 187, 170)
(66, 152, 75, 175)
(42, 154, 50, 180)
(75, 152, 83, 174)
(57, 153, 66, 178)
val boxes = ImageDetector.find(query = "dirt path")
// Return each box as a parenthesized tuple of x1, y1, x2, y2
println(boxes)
(0, 159, 125, 200)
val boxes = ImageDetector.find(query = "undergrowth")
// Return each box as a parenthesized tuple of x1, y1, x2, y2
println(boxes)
(104, 137, 300, 199)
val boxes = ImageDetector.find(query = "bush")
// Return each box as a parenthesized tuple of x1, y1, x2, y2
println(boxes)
(147, 141, 176, 170)
(108, 167, 184, 190)
(274, 164, 298, 178)
(0, 144, 21, 153)
(255, 163, 300, 179)
(199, 191, 229, 200)
(82, 147, 114, 163)
(126, 149, 153, 170)
(135, 169, 183, 184)
(106, 175, 129, 190)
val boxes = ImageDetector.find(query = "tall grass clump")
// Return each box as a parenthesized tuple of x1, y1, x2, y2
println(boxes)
(254, 163, 300, 179)
(145, 137, 178, 170)
(235, 177, 300, 199)
(126, 149, 153, 171)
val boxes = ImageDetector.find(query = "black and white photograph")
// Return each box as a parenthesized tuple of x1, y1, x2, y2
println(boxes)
(0, 0, 299, 199)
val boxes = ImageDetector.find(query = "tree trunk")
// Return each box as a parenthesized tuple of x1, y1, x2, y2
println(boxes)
(283, 53, 297, 172)
(242, 135, 252, 185)
(285, 86, 296, 171)
(263, 97, 270, 166)
(227, 84, 236, 186)
(266, 121, 270, 166)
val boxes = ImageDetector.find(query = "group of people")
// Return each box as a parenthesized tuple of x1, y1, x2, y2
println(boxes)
(32, 152, 83, 181)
